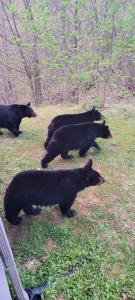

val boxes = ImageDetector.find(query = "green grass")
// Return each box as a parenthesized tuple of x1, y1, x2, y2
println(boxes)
(0, 103, 135, 299)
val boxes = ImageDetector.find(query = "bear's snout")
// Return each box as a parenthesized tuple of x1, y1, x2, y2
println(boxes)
(107, 133, 112, 139)
(31, 112, 37, 117)
(101, 115, 105, 120)
(98, 176, 105, 185)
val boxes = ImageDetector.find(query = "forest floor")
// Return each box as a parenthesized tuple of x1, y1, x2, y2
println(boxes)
(0, 103, 135, 300)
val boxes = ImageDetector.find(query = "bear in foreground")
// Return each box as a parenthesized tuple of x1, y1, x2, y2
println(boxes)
(0, 102, 36, 136)
(41, 120, 112, 168)
(4, 159, 105, 225)
(44, 106, 104, 149)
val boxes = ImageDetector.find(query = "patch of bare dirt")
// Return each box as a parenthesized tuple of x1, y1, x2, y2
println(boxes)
(115, 211, 128, 223)
(34, 151, 43, 160)
(120, 292, 135, 300)
(103, 259, 125, 280)
(55, 294, 65, 300)
(126, 236, 135, 248)
(25, 258, 41, 272)
(42, 239, 57, 253)
(27, 206, 65, 225)
(111, 143, 118, 147)
(2, 218, 28, 246)
(51, 156, 76, 169)
(47, 207, 65, 225)
(107, 209, 133, 231)
(76, 192, 104, 216)
(0, 136, 12, 144)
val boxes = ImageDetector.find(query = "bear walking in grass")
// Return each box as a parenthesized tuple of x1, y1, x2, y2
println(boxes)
(44, 106, 104, 149)
(4, 159, 105, 225)
(0, 102, 36, 137)
(41, 120, 112, 168)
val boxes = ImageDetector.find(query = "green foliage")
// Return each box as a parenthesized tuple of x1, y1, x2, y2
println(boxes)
(8, 3, 16, 13)
(1, 0, 135, 104)
(5, 0, 135, 100)
(76, 70, 92, 83)
(119, 88, 133, 99)
(109, 3, 121, 15)
(11, 35, 22, 44)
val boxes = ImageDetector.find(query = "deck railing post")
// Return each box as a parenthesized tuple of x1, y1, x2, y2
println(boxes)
(0, 218, 29, 300)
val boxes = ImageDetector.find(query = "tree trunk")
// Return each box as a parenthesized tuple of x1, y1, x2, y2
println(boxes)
(22, 0, 42, 106)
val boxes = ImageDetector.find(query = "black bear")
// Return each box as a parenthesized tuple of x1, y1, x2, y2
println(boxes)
(0, 102, 36, 137)
(41, 120, 112, 168)
(4, 159, 105, 225)
(44, 106, 104, 149)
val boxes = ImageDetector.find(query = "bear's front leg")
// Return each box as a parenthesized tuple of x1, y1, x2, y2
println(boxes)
(92, 141, 100, 150)
(59, 195, 78, 218)
(11, 216, 23, 225)
(79, 144, 90, 157)
(9, 127, 20, 137)
(5, 215, 23, 225)
(64, 208, 78, 218)
(12, 131, 20, 137)
(7, 121, 21, 137)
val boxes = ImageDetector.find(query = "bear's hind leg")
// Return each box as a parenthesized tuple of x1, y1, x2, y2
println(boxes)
(10, 216, 23, 225)
(5, 207, 22, 225)
(23, 204, 41, 216)
(61, 151, 74, 159)
(44, 132, 52, 149)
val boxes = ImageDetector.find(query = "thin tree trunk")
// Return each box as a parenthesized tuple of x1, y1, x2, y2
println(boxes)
(23, 0, 43, 105)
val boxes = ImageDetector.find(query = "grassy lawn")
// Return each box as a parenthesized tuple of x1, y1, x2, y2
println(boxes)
(0, 103, 135, 300)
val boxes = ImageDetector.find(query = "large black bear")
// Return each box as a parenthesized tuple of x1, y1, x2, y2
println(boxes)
(44, 106, 104, 149)
(4, 159, 105, 225)
(0, 102, 36, 136)
(41, 121, 112, 168)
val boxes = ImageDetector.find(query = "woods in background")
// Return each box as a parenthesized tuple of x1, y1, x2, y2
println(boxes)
(0, 0, 135, 106)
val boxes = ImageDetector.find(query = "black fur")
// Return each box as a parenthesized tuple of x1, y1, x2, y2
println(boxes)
(41, 120, 112, 168)
(44, 106, 103, 149)
(4, 160, 105, 225)
(0, 102, 36, 136)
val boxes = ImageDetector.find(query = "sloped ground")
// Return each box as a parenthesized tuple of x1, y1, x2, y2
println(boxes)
(0, 103, 135, 300)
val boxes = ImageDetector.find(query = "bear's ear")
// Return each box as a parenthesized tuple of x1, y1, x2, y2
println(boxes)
(102, 120, 106, 125)
(84, 159, 93, 170)
(27, 102, 31, 106)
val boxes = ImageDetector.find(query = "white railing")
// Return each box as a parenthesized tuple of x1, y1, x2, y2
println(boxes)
(0, 218, 29, 300)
